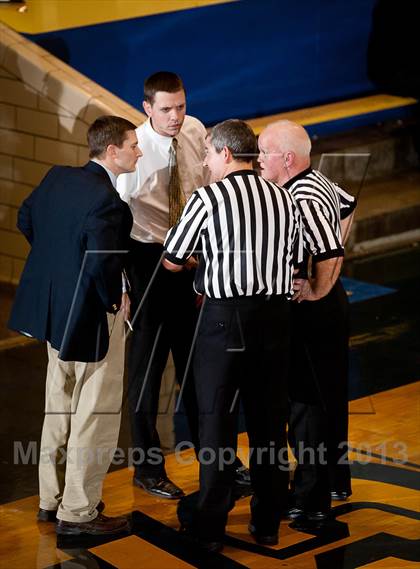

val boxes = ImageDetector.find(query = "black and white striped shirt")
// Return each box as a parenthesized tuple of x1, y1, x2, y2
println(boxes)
(283, 168, 357, 262)
(164, 170, 301, 299)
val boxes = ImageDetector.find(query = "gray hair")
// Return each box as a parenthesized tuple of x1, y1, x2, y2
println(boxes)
(209, 119, 257, 162)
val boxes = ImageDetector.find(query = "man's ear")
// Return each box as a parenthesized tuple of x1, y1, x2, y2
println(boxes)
(106, 144, 117, 160)
(223, 146, 232, 162)
(143, 100, 152, 117)
(284, 150, 295, 168)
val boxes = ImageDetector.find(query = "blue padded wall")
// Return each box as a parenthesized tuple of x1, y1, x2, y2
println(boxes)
(26, 0, 378, 125)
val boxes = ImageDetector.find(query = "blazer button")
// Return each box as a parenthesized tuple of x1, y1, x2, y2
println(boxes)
(112, 304, 118, 312)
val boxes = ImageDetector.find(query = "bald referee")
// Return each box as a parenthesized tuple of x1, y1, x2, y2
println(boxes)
(258, 120, 357, 531)
(163, 119, 301, 552)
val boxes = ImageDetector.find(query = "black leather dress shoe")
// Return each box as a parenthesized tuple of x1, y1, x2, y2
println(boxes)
(133, 476, 184, 499)
(234, 465, 251, 486)
(186, 535, 224, 553)
(282, 505, 304, 520)
(37, 508, 58, 522)
(37, 500, 105, 522)
(248, 523, 278, 545)
(56, 513, 129, 536)
(289, 511, 330, 532)
(197, 538, 224, 553)
(179, 524, 224, 553)
(331, 490, 351, 501)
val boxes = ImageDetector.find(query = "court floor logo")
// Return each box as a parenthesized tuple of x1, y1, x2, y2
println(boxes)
(51, 459, 420, 569)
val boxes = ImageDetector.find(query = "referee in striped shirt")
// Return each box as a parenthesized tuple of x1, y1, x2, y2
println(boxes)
(258, 120, 357, 531)
(163, 119, 301, 551)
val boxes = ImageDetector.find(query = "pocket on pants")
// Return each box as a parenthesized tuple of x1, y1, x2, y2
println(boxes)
(197, 305, 232, 352)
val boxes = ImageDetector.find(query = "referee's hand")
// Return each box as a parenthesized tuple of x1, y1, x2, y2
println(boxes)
(292, 278, 315, 302)
(184, 256, 198, 270)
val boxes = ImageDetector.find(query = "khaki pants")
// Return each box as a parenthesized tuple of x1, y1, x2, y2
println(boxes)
(39, 311, 125, 523)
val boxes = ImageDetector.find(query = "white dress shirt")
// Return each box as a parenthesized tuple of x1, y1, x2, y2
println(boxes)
(116, 115, 208, 244)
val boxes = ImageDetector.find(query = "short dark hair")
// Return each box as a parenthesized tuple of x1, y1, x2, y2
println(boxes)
(210, 119, 257, 163)
(87, 115, 137, 158)
(144, 71, 185, 104)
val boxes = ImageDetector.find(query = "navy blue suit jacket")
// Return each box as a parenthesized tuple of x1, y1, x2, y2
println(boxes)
(9, 161, 133, 362)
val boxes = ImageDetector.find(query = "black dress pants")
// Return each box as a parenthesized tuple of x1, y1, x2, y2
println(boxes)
(127, 240, 200, 478)
(193, 295, 291, 541)
(288, 279, 351, 512)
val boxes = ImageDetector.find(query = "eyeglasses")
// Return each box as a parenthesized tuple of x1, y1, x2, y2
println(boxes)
(258, 149, 286, 158)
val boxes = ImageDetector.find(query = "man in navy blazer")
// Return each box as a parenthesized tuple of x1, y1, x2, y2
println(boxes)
(9, 115, 141, 536)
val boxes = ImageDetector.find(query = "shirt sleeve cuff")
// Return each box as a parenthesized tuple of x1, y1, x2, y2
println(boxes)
(312, 248, 344, 263)
(164, 251, 187, 266)
(340, 198, 357, 219)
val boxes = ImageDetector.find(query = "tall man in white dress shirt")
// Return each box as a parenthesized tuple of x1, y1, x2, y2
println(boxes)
(117, 72, 250, 499)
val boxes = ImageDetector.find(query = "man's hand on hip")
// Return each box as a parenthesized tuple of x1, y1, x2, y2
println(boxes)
(293, 278, 316, 302)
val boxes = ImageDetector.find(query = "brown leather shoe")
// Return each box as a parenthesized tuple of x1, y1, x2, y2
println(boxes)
(56, 513, 129, 536)
(38, 500, 105, 523)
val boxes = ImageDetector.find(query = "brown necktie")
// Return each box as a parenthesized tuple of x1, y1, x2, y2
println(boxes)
(168, 138, 185, 227)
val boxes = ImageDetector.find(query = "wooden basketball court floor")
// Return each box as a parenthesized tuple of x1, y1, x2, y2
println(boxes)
(0, 381, 418, 569)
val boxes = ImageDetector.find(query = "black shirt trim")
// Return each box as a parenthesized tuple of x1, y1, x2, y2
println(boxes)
(225, 169, 258, 179)
(282, 167, 313, 189)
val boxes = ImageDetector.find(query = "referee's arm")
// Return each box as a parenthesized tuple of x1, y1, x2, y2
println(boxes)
(162, 192, 207, 272)
(294, 200, 344, 302)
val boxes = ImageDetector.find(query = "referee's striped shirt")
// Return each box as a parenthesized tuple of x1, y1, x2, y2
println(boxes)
(283, 168, 357, 262)
(164, 169, 301, 299)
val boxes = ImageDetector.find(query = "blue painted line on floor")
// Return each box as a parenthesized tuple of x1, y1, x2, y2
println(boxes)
(341, 277, 397, 304)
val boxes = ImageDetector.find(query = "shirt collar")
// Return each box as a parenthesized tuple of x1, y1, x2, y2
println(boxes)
(225, 169, 258, 180)
(145, 118, 178, 150)
(91, 158, 118, 188)
(282, 166, 313, 189)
